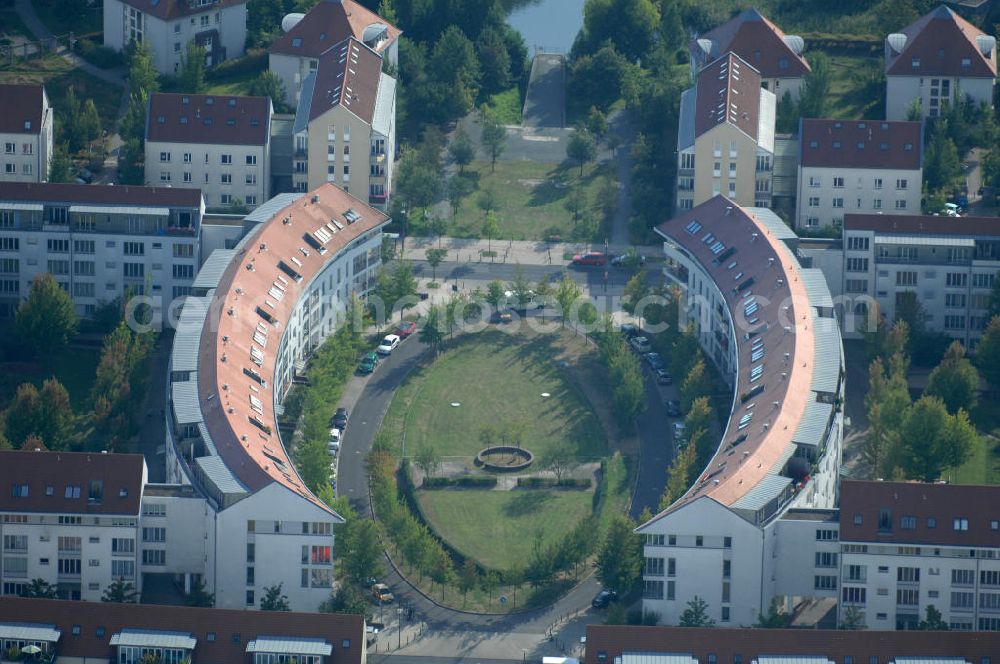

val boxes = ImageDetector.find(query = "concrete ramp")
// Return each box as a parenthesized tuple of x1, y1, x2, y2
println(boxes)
(522, 53, 566, 128)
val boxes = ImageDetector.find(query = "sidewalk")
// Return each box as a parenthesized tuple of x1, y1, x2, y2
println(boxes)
(402, 236, 661, 267)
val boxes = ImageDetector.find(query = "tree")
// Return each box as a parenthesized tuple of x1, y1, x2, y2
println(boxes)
(430, 26, 481, 119)
(48, 144, 73, 183)
(79, 99, 101, 146)
(448, 128, 475, 172)
(775, 90, 797, 133)
(595, 514, 643, 594)
(840, 605, 865, 630)
(340, 519, 383, 586)
(568, 45, 629, 111)
(485, 280, 505, 312)
(184, 579, 215, 607)
(577, 0, 660, 63)
(925, 341, 979, 413)
(16, 273, 78, 358)
(20, 578, 57, 598)
(391, 262, 419, 319)
(587, 106, 608, 139)
(126, 40, 159, 95)
(447, 175, 474, 218)
(260, 583, 291, 611)
(414, 443, 441, 477)
(178, 42, 208, 93)
(680, 359, 711, 413)
(38, 378, 73, 450)
(976, 316, 1000, 389)
(918, 604, 949, 630)
(477, 186, 498, 216)
(396, 144, 444, 221)
(863, 357, 911, 475)
(924, 121, 963, 193)
(459, 558, 479, 605)
(482, 211, 501, 253)
(320, 584, 371, 619)
(755, 597, 791, 628)
(118, 136, 145, 185)
(419, 305, 446, 355)
(684, 398, 713, 452)
(507, 264, 533, 310)
(248, 70, 288, 112)
(989, 272, 1000, 320)
(898, 396, 977, 482)
(567, 128, 597, 175)
(660, 441, 695, 510)
(540, 441, 579, 481)
(102, 578, 138, 603)
(5, 383, 44, 449)
(798, 52, 831, 119)
(62, 84, 84, 152)
(482, 570, 501, 603)
(475, 27, 511, 95)
(480, 113, 506, 172)
(425, 247, 447, 281)
(678, 596, 715, 627)
(621, 269, 649, 315)
(555, 274, 583, 327)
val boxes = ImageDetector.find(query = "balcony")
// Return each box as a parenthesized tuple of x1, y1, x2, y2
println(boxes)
(369, 193, 387, 205)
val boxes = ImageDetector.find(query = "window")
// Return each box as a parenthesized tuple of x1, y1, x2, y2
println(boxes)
(221, 173, 232, 184)
(846, 257, 869, 272)
(842, 586, 866, 603)
(667, 580, 675, 600)
(221, 154, 232, 164)
(680, 153, 695, 170)
(667, 558, 676, 576)
(896, 271, 917, 286)
(815, 552, 838, 568)
(815, 575, 837, 590)
(945, 315, 966, 330)
(58, 558, 81, 575)
(695, 536, 703, 547)
(808, 196, 820, 207)
(159, 151, 171, 162)
(808, 176, 821, 188)
(112, 538, 135, 554)
(896, 179, 908, 190)
(847, 237, 869, 251)
(878, 508, 892, 532)
(142, 527, 165, 542)
(947, 272, 968, 287)
(123, 241, 144, 256)
(953, 590, 975, 609)
(644, 557, 664, 576)
(142, 503, 166, 517)
(894, 199, 907, 210)
(3, 535, 27, 551)
(123, 263, 144, 279)
(898, 567, 920, 583)
(946, 293, 967, 308)
(47, 238, 69, 253)
(846, 279, 868, 293)
(183, 153, 191, 163)
(643, 579, 664, 599)
(833, 177, 844, 188)
(47, 260, 69, 275)
(901, 516, 917, 530)
(245, 154, 257, 165)
(954, 518, 970, 531)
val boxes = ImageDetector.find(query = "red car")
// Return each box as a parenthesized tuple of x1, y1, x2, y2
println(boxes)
(572, 252, 608, 266)
(395, 321, 417, 338)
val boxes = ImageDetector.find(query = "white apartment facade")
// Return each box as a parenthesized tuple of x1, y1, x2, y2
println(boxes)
(0, 182, 203, 319)
(796, 119, 923, 231)
(103, 0, 248, 74)
(146, 93, 272, 210)
(0, 84, 53, 183)
(842, 213, 1000, 345)
(641, 196, 844, 626)
(269, 0, 401, 106)
(292, 38, 396, 210)
(0, 452, 147, 602)
(884, 6, 996, 121)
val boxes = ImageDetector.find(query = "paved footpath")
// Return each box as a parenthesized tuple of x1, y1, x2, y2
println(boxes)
(401, 236, 661, 267)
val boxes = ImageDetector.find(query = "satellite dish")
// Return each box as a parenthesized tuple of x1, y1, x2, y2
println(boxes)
(281, 13, 305, 33)
(783, 35, 804, 55)
(887, 33, 908, 54)
(696, 39, 713, 57)
(977, 35, 996, 57)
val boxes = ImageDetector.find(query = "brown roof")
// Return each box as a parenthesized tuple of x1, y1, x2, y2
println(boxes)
(0, 451, 144, 515)
(0, 182, 202, 207)
(0, 84, 45, 135)
(585, 624, 1000, 663)
(147, 93, 271, 146)
(800, 119, 923, 169)
(885, 5, 997, 77)
(197, 183, 389, 515)
(119, 0, 249, 22)
(651, 196, 815, 512)
(269, 0, 401, 58)
(0, 597, 364, 664)
(692, 8, 810, 79)
(839, 479, 1000, 547)
(694, 52, 762, 141)
(305, 38, 383, 125)
(845, 212, 1000, 237)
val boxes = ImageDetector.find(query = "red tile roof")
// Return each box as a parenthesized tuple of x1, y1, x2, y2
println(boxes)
(269, 0, 401, 58)
(0, 451, 145, 515)
(307, 38, 382, 125)
(147, 93, 271, 146)
(652, 196, 815, 512)
(694, 53, 762, 141)
(692, 8, 810, 79)
(799, 119, 923, 169)
(197, 183, 389, 516)
(845, 212, 1000, 236)
(585, 624, 1000, 663)
(119, 0, 249, 22)
(0, 84, 45, 135)
(0, 182, 202, 207)
(885, 5, 996, 77)
(0, 597, 364, 664)
(840, 480, 1000, 547)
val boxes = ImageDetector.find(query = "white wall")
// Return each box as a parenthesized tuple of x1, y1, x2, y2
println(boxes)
(767, 515, 840, 602)
(269, 53, 313, 107)
(146, 139, 270, 210)
(140, 491, 212, 586)
(796, 166, 921, 229)
(886, 75, 995, 121)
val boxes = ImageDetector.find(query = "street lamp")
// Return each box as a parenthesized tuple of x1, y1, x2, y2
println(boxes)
(396, 606, 405, 649)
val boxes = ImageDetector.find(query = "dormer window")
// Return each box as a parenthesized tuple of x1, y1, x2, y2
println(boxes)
(292, 37, 302, 47)
(904, 143, 913, 151)
(911, 58, 920, 68)
(832, 141, 842, 149)
(778, 57, 788, 70)
(205, 97, 214, 105)
(962, 57, 971, 68)
(23, 121, 31, 131)
(181, 96, 190, 105)
(157, 115, 165, 124)
(809, 140, 818, 148)
(228, 98, 236, 106)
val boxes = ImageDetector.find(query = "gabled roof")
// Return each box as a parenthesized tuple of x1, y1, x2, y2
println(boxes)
(799, 119, 923, 169)
(691, 8, 810, 79)
(840, 480, 1000, 548)
(694, 52, 762, 142)
(119, 0, 249, 22)
(147, 93, 271, 146)
(845, 213, 1000, 237)
(885, 5, 996, 77)
(0, 451, 145, 515)
(303, 38, 383, 125)
(269, 0, 400, 58)
(0, 84, 46, 135)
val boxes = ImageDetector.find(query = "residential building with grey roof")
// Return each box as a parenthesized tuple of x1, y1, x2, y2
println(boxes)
(0, 84, 53, 184)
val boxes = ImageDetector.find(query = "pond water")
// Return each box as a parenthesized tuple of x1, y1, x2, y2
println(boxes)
(507, 0, 587, 54)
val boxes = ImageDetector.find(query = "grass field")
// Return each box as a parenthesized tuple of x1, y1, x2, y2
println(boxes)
(947, 432, 1000, 486)
(481, 86, 523, 125)
(0, 53, 122, 128)
(825, 54, 885, 120)
(384, 330, 608, 463)
(417, 489, 593, 569)
(442, 160, 615, 242)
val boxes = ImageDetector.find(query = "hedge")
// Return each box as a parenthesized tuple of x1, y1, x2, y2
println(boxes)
(516, 477, 590, 489)
(75, 38, 124, 69)
(422, 475, 498, 488)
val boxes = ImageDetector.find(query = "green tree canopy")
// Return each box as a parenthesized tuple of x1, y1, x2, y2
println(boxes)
(48, 144, 73, 183)
(680, 359, 710, 412)
(102, 578, 138, 603)
(425, 247, 448, 281)
(248, 70, 289, 112)
(924, 341, 979, 414)
(126, 40, 159, 95)
(16, 273, 78, 358)
(798, 52, 831, 119)
(475, 26, 511, 94)
(480, 113, 507, 172)
(678, 595, 715, 627)
(976, 315, 1000, 388)
(567, 128, 597, 175)
(260, 583, 291, 611)
(177, 42, 208, 93)
(448, 128, 475, 172)
(577, 0, 660, 63)
(595, 514, 643, 593)
(430, 26, 481, 119)
(184, 578, 215, 607)
(898, 396, 977, 482)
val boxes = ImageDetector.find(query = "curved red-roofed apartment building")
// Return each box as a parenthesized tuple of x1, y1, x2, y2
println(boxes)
(164, 184, 388, 610)
(638, 196, 844, 626)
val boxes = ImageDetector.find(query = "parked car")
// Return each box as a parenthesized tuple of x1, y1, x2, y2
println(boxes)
(591, 588, 618, 608)
(673, 421, 686, 442)
(329, 427, 341, 446)
(611, 253, 646, 268)
(331, 408, 348, 430)
(665, 400, 682, 417)
(358, 351, 379, 374)
(619, 323, 639, 339)
(395, 321, 417, 338)
(372, 583, 394, 603)
(644, 352, 666, 370)
(654, 368, 672, 385)
(377, 334, 401, 355)
(571, 251, 608, 266)
(629, 336, 652, 353)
